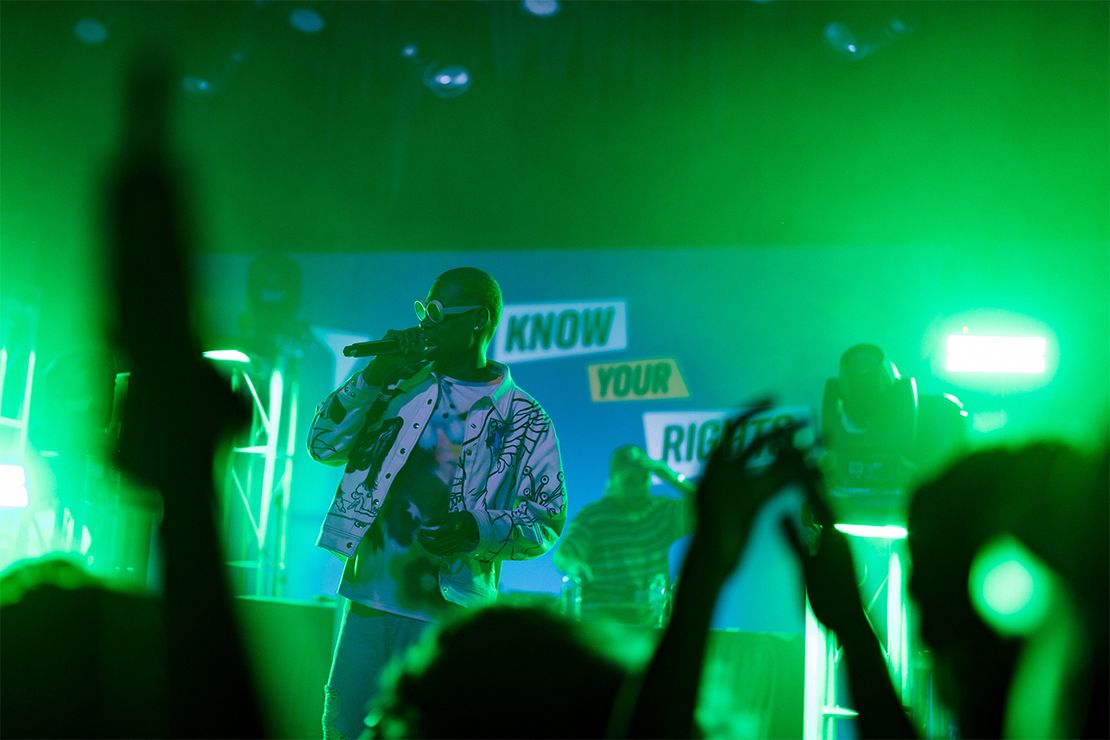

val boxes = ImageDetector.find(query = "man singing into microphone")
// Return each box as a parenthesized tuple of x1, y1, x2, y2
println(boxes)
(308, 267, 566, 740)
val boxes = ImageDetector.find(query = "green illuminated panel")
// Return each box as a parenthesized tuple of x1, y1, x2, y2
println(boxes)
(833, 523, 908, 539)
(946, 335, 1046, 374)
(203, 349, 251, 363)
(0, 464, 29, 508)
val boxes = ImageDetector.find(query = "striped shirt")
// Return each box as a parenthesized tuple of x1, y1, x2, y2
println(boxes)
(557, 495, 691, 595)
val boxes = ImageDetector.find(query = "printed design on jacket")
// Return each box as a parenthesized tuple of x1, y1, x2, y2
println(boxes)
(485, 418, 508, 459)
(521, 464, 562, 511)
(484, 398, 552, 477)
(308, 385, 393, 463)
(465, 397, 565, 562)
(327, 416, 403, 517)
(324, 395, 347, 424)
(307, 397, 347, 460)
(481, 468, 565, 562)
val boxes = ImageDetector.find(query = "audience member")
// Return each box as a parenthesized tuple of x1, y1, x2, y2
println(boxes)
(606, 406, 803, 738)
(0, 59, 265, 739)
(373, 605, 628, 738)
(785, 442, 1108, 739)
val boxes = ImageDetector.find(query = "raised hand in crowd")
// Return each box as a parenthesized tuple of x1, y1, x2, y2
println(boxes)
(777, 445, 916, 739)
(609, 403, 801, 739)
(109, 58, 265, 738)
(2, 57, 265, 740)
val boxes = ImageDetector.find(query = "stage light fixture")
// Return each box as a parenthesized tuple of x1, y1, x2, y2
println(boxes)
(823, 19, 909, 61)
(204, 350, 251, 363)
(180, 51, 244, 98)
(521, 0, 561, 17)
(946, 335, 1046, 374)
(423, 64, 472, 99)
(824, 23, 862, 58)
(0, 465, 29, 508)
(74, 18, 108, 45)
(834, 523, 908, 540)
(289, 7, 325, 34)
(182, 75, 213, 94)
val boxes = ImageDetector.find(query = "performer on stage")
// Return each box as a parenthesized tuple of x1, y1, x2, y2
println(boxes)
(308, 267, 566, 739)
(553, 445, 695, 627)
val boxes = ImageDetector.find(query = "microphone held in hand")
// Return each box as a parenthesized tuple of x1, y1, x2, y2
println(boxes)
(343, 339, 401, 357)
(343, 334, 433, 358)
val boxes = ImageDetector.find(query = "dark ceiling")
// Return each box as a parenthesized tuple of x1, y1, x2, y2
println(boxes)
(1, 1, 1107, 261)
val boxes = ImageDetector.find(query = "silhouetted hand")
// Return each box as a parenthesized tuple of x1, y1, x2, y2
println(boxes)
(777, 446, 916, 739)
(417, 511, 480, 555)
(612, 404, 805, 740)
(689, 403, 801, 584)
(778, 447, 868, 637)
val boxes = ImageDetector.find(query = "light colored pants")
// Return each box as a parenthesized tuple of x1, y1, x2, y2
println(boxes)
(323, 600, 433, 740)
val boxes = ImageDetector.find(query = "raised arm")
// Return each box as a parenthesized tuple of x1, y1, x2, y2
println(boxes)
(307, 330, 428, 466)
(109, 58, 264, 738)
(610, 406, 797, 739)
(779, 448, 916, 739)
(306, 370, 390, 466)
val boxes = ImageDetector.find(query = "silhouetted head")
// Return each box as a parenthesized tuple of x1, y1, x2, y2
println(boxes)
(0, 556, 168, 738)
(375, 605, 626, 738)
(908, 443, 1102, 738)
(246, 253, 303, 328)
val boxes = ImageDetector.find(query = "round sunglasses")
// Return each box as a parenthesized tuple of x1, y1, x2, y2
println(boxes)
(414, 299, 484, 324)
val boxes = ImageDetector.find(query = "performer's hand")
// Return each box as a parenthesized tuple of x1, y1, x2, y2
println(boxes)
(567, 562, 594, 583)
(629, 448, 698, 495)
(416, 511, 480, 556)
(361, 327, 431, 386)
(626, 447, 664, 473)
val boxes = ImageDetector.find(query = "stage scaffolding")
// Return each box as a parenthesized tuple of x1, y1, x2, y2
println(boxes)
(802, 496, 951, 740)
(216, 352, 299, 598)
(0, 313, 36, 464)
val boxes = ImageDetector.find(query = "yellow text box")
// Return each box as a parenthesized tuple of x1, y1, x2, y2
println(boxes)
(587, 358, 690, 402)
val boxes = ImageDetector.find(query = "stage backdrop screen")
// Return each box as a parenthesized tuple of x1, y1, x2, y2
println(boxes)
(197, 241, 1108, 633)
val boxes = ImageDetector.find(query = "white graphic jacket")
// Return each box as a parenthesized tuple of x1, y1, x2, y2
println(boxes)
(308, 360, 566, 607)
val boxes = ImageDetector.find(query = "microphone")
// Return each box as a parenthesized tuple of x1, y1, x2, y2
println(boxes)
(343, 335, 436, 358)
(342, 339, 400, 358)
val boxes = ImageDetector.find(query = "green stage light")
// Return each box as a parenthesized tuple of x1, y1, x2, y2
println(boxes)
(203, 349, 251, 363)
(969, 534, 1054, 636)
(946, 335, 1046, 374)
(833, 523, 908, 539)
(0, 465, 29, 508)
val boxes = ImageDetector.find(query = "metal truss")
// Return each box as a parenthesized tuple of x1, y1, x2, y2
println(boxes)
(218, 353, 299, 597)
(803, 528, 947, 739)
